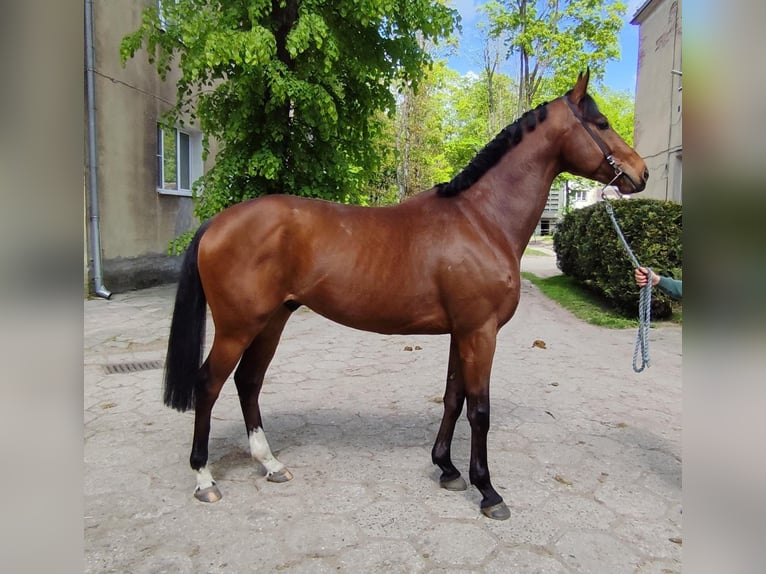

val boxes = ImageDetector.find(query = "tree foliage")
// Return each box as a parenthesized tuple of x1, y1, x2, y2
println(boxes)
(395, 61, 458, 199)
(387, 62, 520, 200)
(121, 0, 458, 226)
(443, 68, 518, 173)
(591, 86, 634, 147)
(482, 0, 626, 113)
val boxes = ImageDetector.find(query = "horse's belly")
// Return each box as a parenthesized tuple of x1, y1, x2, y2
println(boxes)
(302, 293, 450, 336)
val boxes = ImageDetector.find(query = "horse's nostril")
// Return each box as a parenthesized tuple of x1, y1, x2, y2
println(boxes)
(643, 168, 649, 181)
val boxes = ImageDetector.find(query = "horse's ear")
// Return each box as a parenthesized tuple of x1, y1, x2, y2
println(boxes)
(568, 68, 591, 104)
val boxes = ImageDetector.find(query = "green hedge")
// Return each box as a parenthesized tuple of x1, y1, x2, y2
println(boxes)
(553, 198, 682, 319)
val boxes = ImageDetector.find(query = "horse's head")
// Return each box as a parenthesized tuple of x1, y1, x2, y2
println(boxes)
(558, 70, 648, 195)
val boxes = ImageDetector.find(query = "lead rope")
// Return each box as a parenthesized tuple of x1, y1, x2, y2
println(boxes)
(566, 90, 652, 372)
(601, 193, 652, 372)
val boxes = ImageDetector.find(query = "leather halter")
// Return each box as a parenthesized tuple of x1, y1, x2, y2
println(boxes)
(565, 96, 624, 187)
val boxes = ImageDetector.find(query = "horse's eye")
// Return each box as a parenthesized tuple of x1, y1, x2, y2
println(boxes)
(595, 119, 610, 130)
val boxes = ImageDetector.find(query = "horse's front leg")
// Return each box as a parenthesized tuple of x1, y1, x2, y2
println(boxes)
(432, 336, 467, 491)
(458, 325, 510, 520)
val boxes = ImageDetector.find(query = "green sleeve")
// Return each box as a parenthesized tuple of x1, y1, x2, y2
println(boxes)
(657, 276, 682, 300)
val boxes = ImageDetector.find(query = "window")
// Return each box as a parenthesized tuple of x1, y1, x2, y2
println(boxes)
(157, 125, 201, 196)
(544, 190, 560, 212)
(574, 190, 587, 202)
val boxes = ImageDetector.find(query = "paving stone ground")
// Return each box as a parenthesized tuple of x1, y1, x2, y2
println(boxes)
(84, 248, 682, 573)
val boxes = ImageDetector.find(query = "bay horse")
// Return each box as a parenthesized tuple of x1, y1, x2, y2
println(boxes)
(164, 71, 647, 520)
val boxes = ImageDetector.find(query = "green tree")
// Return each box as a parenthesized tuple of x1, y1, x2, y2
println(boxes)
(482, 0, 626, 113)
(393, 60, 519, 199)
(396, 60, 458, 198)
(591, 86, 634, 146)
(440, 68, 518, 177)
(360, 108, 400, 205)
(121, 0, 458, 227)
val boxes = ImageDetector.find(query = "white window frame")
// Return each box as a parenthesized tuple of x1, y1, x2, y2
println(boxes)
(157, 124, 202, 197)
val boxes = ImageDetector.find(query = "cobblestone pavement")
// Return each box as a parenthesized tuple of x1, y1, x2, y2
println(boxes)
(84, 252, 682, 573)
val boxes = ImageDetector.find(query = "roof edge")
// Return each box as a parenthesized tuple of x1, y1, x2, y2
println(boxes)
(630, 0, 658, 25)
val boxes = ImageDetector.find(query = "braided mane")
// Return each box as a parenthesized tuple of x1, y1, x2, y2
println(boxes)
(436, 102, 549, 197)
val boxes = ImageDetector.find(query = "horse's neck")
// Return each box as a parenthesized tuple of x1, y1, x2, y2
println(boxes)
(472, 136, 562, 257)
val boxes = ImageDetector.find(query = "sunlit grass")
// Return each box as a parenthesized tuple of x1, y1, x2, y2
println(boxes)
(523, 247, 549, 257)
(522, 272, 682, 328)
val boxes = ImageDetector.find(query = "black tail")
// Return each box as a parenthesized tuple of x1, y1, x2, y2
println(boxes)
(163, 221, 211, 411)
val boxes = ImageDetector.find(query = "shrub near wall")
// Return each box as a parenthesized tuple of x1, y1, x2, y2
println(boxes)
(553, 198, 682, 319)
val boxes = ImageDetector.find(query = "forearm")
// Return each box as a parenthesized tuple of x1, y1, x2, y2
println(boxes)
(657, 276, 682, 300)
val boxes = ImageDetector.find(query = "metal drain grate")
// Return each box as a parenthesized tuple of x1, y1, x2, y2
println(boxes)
(104, 359, 164, 375)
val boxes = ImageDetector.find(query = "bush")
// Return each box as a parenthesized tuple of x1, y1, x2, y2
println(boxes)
(553, 198, 682, 319)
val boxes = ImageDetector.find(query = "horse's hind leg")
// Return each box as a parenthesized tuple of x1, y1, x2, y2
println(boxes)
(432, 337, 468, 491)
(190, 332, 251, 502)
(234, 307, 293, 483)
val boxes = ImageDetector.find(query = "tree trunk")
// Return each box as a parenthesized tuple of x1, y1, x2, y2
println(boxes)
(517, 0, 527, 117)
(272, 0, 299, 177)
(396, 86, 413, 201)
(483, 38, 500, 137)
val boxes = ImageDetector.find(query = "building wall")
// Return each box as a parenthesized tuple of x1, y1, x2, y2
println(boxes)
(87, 1, 215, 291)
(632, 0, 682, 203)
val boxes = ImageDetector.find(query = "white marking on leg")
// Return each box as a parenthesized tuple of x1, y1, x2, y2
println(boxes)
(249, 427, 286, 476)
(195, 466, 215, 491)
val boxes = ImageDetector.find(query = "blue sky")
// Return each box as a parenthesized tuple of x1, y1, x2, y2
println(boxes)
(446, 0, 646, 94)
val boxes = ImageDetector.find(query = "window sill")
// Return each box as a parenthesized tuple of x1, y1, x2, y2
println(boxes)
(157, 188, 192, 197)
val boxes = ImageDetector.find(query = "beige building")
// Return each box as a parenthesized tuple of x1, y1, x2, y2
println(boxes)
(631, 0, 682, 203)
(85, 1, 214, 295)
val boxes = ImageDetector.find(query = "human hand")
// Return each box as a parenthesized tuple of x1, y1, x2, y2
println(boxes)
(634, 267, 659, 287)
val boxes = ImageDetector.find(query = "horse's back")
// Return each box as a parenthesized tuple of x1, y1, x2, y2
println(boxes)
(204, 191, 450, 264)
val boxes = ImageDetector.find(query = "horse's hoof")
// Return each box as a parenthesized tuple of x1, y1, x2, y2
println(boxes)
(440, 476, 468, 491)
(481, 501, 510, 520)
(194, 484, 222, 503)
(267, 467, 293, 483)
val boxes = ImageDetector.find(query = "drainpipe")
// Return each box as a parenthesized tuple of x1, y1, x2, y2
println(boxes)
(85, 0, 111, 299)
